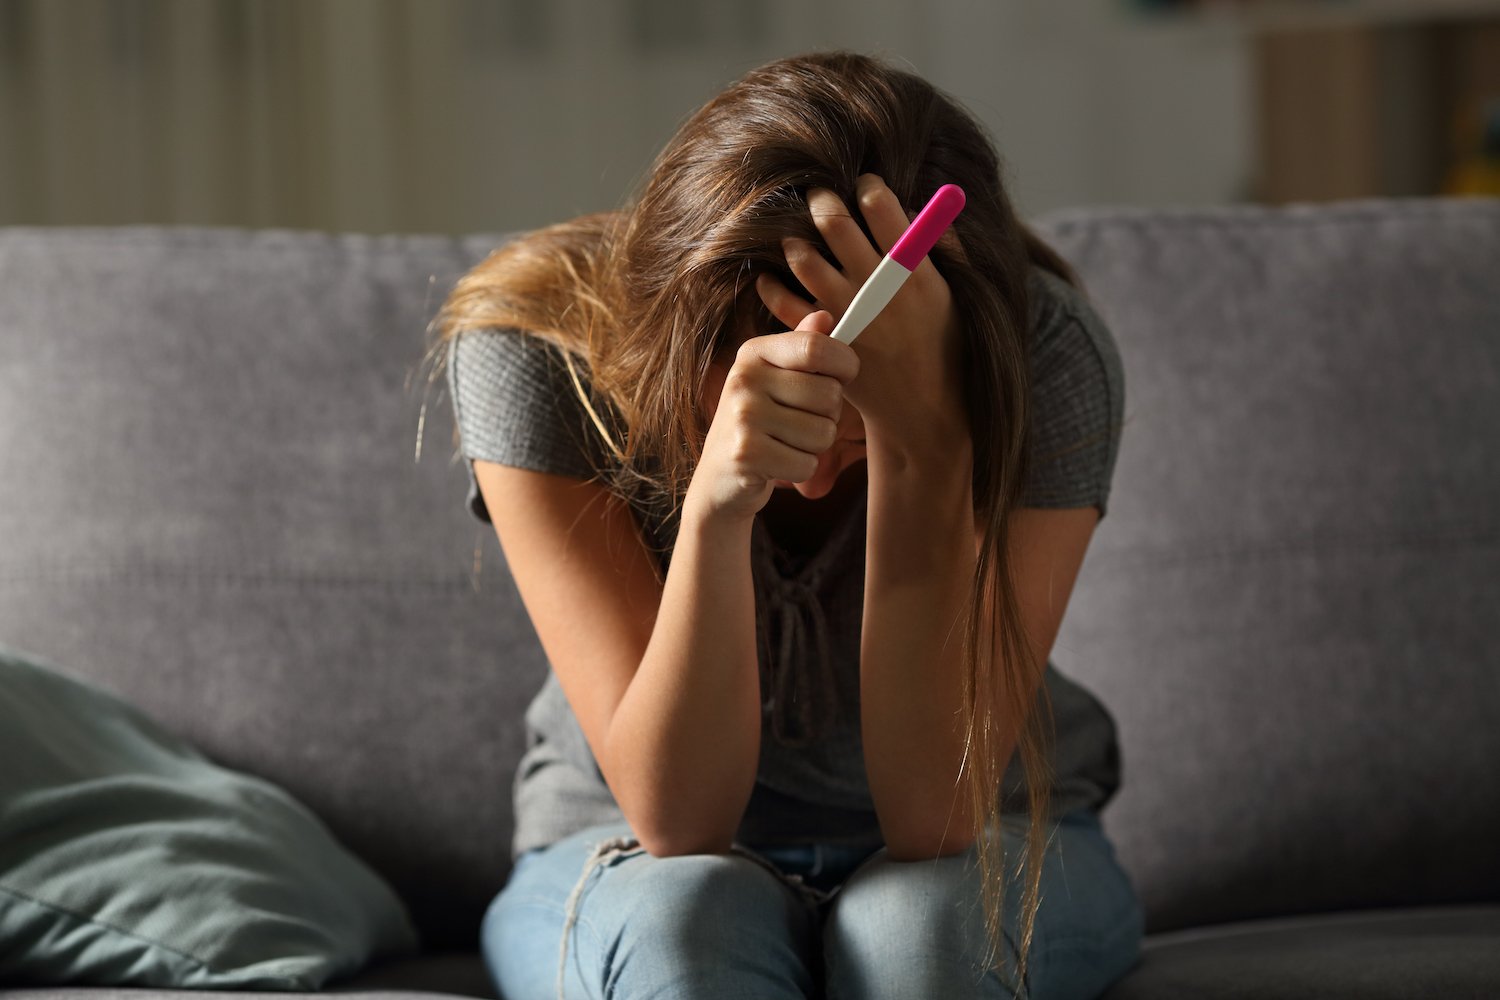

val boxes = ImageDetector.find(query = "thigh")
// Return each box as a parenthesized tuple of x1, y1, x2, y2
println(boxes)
(1014, 808, 1144, 999)
(823, 807, 1144, 1000)
(481, 822, 824, 1000)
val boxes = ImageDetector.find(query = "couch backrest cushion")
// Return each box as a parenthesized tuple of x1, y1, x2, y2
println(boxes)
(1031, 199, 1500, 932)
(2, 201, 1496, 945)
(0, 227, 533, 951)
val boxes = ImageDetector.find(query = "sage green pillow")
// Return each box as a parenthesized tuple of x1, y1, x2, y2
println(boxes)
(0, 644, 421, 989)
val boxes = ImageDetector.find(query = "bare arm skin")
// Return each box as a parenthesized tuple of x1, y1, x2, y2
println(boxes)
(603, 504, 762, 856)
(606, 311, 857, 856)
(859, 425, 1102, 861)
(471, 456, 758, 858)
(859, 426, 981, 860)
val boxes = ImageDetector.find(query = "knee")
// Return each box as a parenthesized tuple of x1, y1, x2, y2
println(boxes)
(824, 850, 1002, 993)
(583, 852, 819, 999)
(613, 851, 807, 950)
(830, 849, 985, 943)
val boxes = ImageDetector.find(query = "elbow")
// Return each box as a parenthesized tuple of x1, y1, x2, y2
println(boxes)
(619, 796, 739, 858)
(879, 812, 978, 862)
(884, 832, 976, 863)
(630, 795, 741, 857)
(629, 799, 741, 858)
(601, 726, 753, 859)
(639, 834, 737, 858)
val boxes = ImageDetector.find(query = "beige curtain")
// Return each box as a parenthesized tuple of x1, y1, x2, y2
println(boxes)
(0, 0, 525, 232)
(1, 1, 1268, 228)
(0, 0, 839, 234)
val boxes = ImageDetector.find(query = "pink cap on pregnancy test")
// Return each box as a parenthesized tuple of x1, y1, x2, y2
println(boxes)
(829, 183, 966, 344)
(889, 184, 966, 270)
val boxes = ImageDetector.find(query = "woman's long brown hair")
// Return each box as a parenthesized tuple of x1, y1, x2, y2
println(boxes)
(420, 50, 1087, 995)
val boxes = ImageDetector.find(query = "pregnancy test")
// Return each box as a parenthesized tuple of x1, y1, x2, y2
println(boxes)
(829, 183, 966, 345)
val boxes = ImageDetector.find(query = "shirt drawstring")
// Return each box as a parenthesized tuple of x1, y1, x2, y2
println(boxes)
(759, 574, 839, 750)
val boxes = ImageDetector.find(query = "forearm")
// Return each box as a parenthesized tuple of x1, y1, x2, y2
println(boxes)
(603, 503, 761, 857)
(861, 427, 980, 860)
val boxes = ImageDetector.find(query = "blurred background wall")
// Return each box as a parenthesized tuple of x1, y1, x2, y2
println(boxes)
(1, 0, 1497, 235)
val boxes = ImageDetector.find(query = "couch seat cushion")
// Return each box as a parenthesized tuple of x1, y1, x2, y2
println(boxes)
(1102, 904, 1500, 999)
(327, 952, 496, 998)
(0, 990, 482, 1000)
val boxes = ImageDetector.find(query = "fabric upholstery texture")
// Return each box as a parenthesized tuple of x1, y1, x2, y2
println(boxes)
(0, 227, 527, 955)
(1102, 904, 1500, 999)
(1032, 199, 1500, 936)
(0, 198, 1495, 996)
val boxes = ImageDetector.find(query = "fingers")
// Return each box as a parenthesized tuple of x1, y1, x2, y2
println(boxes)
(806, 186, 883, 280)
(739, 318, 859, 386)
(862, 174, 954, 289)
(773, 176, 932, 316)
(782, 232, 852, 314)
(758, 174, 946, 336)
(767, 369, 846, 429)
(755, 272, 816, 331)
(854, 174, 912, 256)
(783, 184, 882, 313)
(794, 308, 835, 334)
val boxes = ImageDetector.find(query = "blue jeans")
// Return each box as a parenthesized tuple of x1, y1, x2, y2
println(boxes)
(480, 807, 1143, 999)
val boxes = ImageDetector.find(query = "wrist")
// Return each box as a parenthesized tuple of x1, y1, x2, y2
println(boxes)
(681, 487, 759, 537)
(865, 411, 972, 478)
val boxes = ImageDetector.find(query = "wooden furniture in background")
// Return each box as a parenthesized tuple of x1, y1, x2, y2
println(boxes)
(1256, 17, 1500, 201)
(1135, 0, 1500, 201)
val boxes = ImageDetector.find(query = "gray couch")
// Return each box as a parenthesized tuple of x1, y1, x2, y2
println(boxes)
(2, 198, 1497, 999)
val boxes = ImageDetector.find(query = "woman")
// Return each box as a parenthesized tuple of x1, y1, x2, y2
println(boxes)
(425, 50, 1141, 1000)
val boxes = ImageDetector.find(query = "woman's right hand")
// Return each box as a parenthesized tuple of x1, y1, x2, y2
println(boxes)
(686, 308, 861, 525)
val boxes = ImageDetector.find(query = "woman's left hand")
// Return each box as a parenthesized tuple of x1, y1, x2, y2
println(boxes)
(755, 173, 967, 461)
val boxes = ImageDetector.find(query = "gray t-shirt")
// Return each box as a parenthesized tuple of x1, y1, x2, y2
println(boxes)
(447, 266, 1125, 860)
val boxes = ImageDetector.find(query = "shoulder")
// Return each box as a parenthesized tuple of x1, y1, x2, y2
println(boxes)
(449, 325, 577, 383)
(446, 325, 613, 480)
(1026, 266, 1124, 408)
(1028, 268, 1119, 360)
(1017, 266, 1126, 518)
(448, 326, 605, 421)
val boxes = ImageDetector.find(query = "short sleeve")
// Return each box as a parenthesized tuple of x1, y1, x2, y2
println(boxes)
(446, 327, 613, 525)
(1018, 271, 1126, 521)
